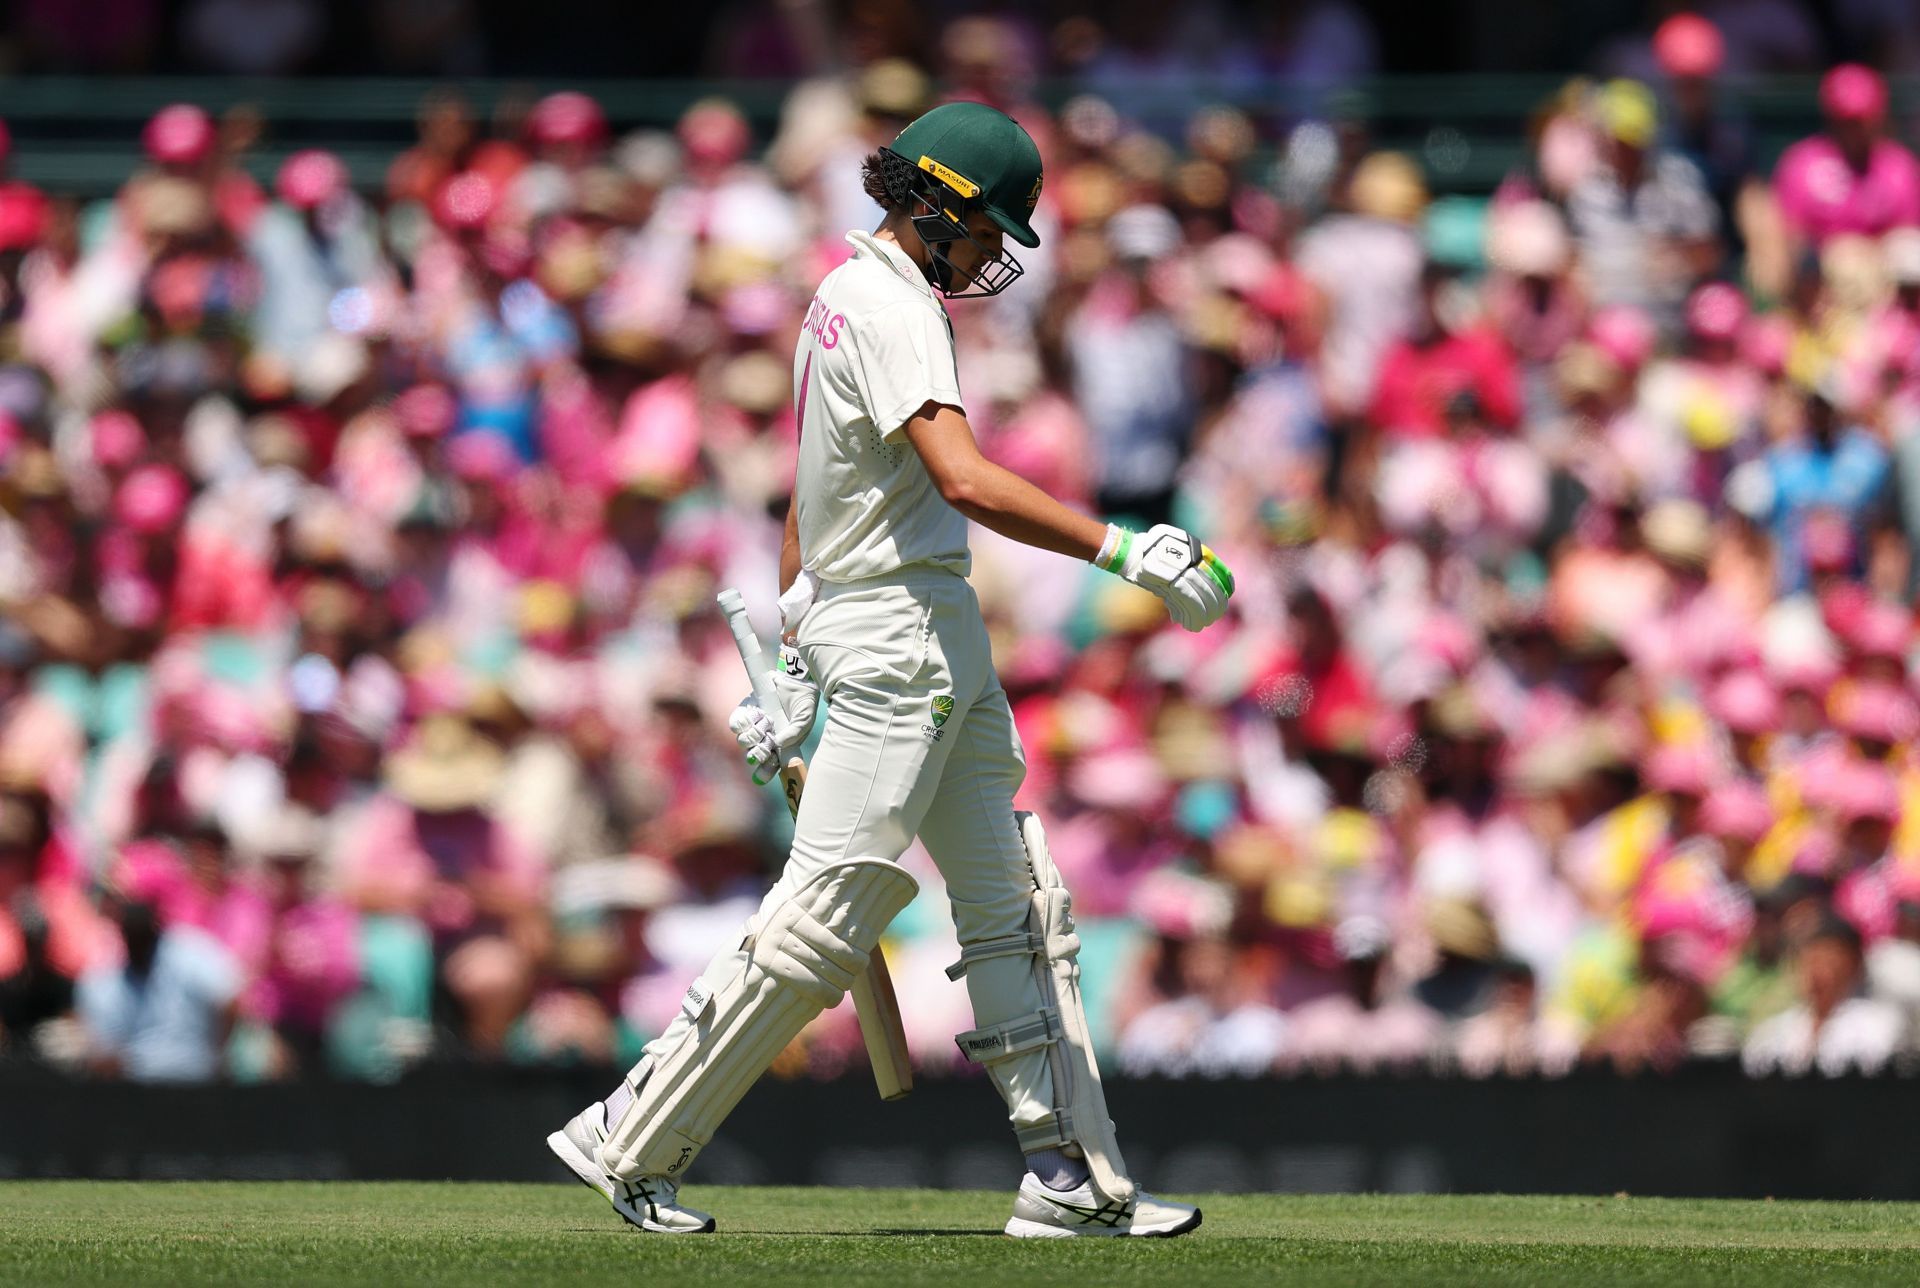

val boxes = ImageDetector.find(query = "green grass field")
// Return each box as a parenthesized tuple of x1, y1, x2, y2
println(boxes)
(5, 1183, 1920, 1286)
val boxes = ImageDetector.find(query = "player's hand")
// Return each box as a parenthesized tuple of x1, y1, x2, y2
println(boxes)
(726, 644, 819, 785)
(1104, 523, 1235, 631)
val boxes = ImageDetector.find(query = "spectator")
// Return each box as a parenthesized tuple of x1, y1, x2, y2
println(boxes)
(1454, 961, 1578, 1077)
(1368, 262, 1523, 440)
(1759, 378, 1890, 592)
(1772, 65, 1920, 249)
(0, 48, 1916, 1086)
(1296, 150, 1426, 417)
(242, 805, 360, 1070)
(1651, 13, 1757, 248)
(1566, 79, 1720, 324)
(76, 898, 241, 1082)
(1118, 935, 1288, 1077)
(1067, 205, 1194, 526)
(0, 896, 74, 1059)
(1743, 916, 1905, 1074)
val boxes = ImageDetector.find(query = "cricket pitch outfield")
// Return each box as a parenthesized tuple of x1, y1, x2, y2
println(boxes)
(6, 1181, 1920, 1286)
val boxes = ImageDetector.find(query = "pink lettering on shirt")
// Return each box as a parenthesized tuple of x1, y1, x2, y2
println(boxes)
(795, 350, 813, 439)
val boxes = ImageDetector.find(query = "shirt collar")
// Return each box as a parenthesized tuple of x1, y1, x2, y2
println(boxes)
(845, 230, 936, 300)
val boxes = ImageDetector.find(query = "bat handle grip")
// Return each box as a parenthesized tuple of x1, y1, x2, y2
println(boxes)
(717, 588, 781, 713)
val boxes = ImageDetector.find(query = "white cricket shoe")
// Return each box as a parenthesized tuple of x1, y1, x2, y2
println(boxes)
(1003, 1172, 1202, 1238)
(545, 1103, 716, 1234)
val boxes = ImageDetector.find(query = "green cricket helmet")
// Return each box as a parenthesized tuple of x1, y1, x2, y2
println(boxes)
(878, 100, 1042, 298)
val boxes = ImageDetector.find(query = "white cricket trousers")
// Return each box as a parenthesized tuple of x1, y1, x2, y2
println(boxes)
(640, 565, 1055, 1139)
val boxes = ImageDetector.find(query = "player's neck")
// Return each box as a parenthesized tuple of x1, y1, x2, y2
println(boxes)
(873, 213, 931, 273)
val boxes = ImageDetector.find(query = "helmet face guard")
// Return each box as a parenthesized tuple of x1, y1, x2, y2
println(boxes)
(880, 148, 1025, 299)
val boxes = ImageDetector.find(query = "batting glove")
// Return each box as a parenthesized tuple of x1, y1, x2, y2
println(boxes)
(1097, 523, 1235, 632)
(726, 644, 820, 785)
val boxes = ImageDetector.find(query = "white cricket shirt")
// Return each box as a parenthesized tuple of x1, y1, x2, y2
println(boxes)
(791, 230, 970, 583)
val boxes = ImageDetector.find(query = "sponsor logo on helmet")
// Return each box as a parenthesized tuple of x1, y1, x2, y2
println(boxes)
(918, 155, 980, 198)
(1026, 175, 1043, 211)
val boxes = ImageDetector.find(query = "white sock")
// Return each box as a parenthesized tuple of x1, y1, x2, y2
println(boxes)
(603, 1080, 634, 1126)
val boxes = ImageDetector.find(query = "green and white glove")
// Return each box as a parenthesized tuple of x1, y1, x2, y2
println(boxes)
(1095, 523, 1235, 631)
(725, 645, 820, 785)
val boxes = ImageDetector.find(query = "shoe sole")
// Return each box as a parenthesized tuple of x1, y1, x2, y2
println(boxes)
(544, 1129, 716, 1235)
(1004, 1208, 1202, 1239)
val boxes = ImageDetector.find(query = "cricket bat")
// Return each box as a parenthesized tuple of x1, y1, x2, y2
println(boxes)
(717, 588, 914, 1102)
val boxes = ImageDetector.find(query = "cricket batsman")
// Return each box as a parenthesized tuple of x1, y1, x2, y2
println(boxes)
(547, 101, 1233, 1238)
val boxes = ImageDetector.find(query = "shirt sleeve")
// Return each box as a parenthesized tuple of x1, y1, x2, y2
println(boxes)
(76, 970, 132, 1051)
(849, 301, 964, 443)
(1661, 155, 1718, 240)
(178, 931, 244, 1009)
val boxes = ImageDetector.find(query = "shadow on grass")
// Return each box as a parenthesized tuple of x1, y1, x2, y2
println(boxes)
(558, 1226, 1002, 1238)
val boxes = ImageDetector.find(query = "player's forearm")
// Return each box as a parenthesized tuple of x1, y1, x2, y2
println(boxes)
(943, 457, 1107, 562)
(779, 494, 802, 593)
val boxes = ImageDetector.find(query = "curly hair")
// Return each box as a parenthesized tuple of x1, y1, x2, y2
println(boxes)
(860, 149, 919, 212)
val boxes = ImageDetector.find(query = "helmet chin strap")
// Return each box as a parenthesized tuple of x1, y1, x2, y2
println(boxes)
(921, 239, 959, 294)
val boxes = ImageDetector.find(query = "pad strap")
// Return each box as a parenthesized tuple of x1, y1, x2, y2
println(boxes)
(1014, 1109, 1076, 1152)
(944, 932, 1046, 981)
(954, 1006, 1061, 1065)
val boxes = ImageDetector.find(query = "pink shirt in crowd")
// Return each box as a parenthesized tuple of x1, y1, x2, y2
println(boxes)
(1773, 135, 1920, 245)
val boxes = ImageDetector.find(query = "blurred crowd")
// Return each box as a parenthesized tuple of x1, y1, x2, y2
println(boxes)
(12, 9, 1920, 1085)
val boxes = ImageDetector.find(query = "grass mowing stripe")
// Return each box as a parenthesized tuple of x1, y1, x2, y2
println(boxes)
(4, 1184, 1920, 1287)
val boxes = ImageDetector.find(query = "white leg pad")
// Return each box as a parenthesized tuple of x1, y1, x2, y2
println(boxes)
(948, 812, 1135, 1204)
(597, 858, 918, 1181)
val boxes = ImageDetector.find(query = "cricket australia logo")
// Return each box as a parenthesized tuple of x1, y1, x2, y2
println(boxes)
(922, 693, 953, 742)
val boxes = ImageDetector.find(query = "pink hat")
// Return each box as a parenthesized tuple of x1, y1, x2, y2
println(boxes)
(90, 410, 147, 470)
(1797, 744, 1854, 812)
(1819, 581, 1871, 639)
(1822, 64, 1888, 124)
(142, 104, 216, 167)
(1635, 876, 1710, 941)
(1833, 681, 1920, 744)
(1588, 305, 1657, 371)
(1686, 282, 1747, 342)
(1708, 670, 1782, 735)
(1838, 761, 1901, 821)
(394, 384, 457, 439)
(1646, 743, 1717, 796)
(447, 432, 516, 483)
(1845, 598, 1912, 660)
(1653, 13, 1724, 80)
(478, 228, 531, 278)
(528, 92, 608, 149)
(276, 149, 347, 210)
(1773, 653, 1839, 696)
(433, 171, 497, 231)
(101, 574, 164, 630)
(677, 101, 750, 169)
(113, 464, 189, 535)
(1414, 613, 1481, 673)
(1700, 780, 1773, 841)
(0, 183, 47, 252)
(1248, 263, 1308, 320)
(111, 838, 188, 906)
